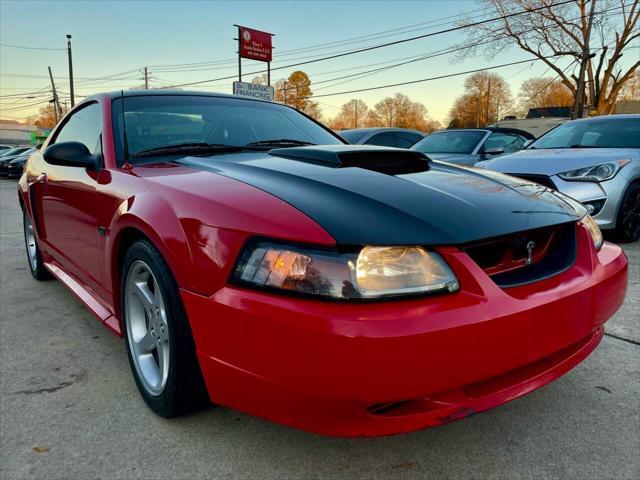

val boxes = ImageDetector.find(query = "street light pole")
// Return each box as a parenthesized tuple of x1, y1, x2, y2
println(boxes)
(66, 34, 75, 107)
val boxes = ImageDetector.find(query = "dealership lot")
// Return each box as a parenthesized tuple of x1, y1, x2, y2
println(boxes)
(0, 178, 638, 479)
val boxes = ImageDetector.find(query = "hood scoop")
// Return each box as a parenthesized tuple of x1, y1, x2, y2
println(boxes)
(269, 145, 429, 174)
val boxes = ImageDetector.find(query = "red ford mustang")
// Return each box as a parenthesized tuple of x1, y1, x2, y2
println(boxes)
(18, 91, 627, 437)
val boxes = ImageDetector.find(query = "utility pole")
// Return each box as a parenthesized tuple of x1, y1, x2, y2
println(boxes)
(144, 67, 149, 89)
(48, 66, 62, 122)
(66, 34, 75, 107)
(572, 0, 596, 119)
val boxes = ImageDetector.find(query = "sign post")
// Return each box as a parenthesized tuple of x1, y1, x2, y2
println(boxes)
(234, 25, 274, 87)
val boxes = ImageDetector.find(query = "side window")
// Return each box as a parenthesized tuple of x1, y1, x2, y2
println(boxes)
(53, 103, 102, 154)
(395, 132, 424, 148)
(363, 132, 397, 147)
(484, 132, 526, 154)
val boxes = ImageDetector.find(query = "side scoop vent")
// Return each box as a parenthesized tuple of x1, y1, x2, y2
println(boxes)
(269, 145, 429, 174)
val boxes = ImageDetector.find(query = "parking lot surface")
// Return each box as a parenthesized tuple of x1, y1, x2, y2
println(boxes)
(0, 178, 638, 480)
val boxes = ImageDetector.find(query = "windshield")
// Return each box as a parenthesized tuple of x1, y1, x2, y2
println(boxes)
(112, 95, 343, 159)
(339, 130, 367, 144)
(412, 131, 486, 154)
(531, 117, 640, 149)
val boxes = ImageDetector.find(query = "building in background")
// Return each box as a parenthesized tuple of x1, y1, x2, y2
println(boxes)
(0, 120, 50, 146)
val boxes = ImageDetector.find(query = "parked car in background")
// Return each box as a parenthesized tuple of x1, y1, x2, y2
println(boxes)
(0, 146, 31, 158)
(6, 148, 37, 178)
(18, 90, 627, 437)
(486, 117, 569, 138)
(411, 128, 535, 166)
(478, 115, 640, 242)
(0, 145, 13, 152)
(339, 127, 426, 148)
(0, 147, 36, 176)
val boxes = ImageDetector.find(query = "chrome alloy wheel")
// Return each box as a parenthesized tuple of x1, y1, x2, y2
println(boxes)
(24, 212, 37, 271)
(125, 260, 170, 396)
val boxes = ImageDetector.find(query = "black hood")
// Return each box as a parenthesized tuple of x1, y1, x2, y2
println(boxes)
(175, 146, 584, 246)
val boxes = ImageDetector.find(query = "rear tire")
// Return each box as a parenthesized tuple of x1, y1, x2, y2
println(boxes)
(121, 239, 208, 417)
(23, 209, 52, 281)
(614, 182, 640, 243)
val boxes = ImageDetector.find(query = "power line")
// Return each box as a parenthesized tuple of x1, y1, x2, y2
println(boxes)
(275, 3, 627, 95)
(0, 42, 65, 51)
(159, 0, 576, 89)
(292, 57, 558, 101)
(149, 10, 485, 71)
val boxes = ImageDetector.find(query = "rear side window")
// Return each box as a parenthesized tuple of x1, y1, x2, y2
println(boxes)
(483, 132, 527, 153)
(53, 103, 102, 154)
(364, 132, 397, 147)
(395, 132, 424, 148)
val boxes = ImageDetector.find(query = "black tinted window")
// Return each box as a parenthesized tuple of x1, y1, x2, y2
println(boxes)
(364, 132, 397, 147)
(339, 130, 367, 144)
(54, 103, 102, 154)
(395, 132, 424, 148)
(113, 95, 341, 158)
(412, 131, 486, 154)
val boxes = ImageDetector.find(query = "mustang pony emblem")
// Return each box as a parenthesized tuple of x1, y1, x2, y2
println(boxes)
(525, 240, 536, 265)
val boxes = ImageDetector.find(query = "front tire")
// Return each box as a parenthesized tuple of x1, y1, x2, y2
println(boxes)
(121, 239, 207, 417)
(23, 209, 51, 280)
(614, 182, 640, 243)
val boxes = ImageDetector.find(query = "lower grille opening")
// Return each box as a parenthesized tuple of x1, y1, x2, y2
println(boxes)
(463, 222, 577, 288)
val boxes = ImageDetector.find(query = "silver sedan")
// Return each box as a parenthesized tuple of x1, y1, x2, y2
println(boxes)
(478, 115, 640, 242)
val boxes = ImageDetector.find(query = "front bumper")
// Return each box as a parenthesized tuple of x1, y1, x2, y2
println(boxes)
(7, 164, 24, 178)
(551, 175, 627, 230)
(181, 225, 627, 437)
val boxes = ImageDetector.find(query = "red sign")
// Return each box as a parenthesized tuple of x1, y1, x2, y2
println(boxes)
(239, 27, 273, 62)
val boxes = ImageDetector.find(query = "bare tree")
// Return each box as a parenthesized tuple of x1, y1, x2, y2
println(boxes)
(460, 0, 639, 114)
(448, 71, 512, 127)
(328, 99, 370, 129)
(516, 77, 574, 116)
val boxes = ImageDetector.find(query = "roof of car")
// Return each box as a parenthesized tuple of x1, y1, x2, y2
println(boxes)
(570, 114, 640, 121)
(432, 127, 536, 139)
(96, 89, 243, 101)
(340, 127, 426, 135)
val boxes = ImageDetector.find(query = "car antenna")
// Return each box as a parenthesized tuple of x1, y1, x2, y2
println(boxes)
(120, 90, 133, 171)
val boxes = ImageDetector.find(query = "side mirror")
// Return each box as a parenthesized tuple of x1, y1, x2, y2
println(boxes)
(43, 142, 100, 170)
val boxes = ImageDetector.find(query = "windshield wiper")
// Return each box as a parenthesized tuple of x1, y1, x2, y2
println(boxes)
(245, 139, 316, 148)
(133, 142, 244, 158)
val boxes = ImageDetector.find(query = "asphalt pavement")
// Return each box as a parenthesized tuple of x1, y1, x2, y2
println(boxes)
(0, 177, 638, 480)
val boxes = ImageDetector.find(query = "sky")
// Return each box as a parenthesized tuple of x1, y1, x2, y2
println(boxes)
(0, 0, 635, 125)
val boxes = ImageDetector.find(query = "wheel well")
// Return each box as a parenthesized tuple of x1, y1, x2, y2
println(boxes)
(112, 227, 152, 319)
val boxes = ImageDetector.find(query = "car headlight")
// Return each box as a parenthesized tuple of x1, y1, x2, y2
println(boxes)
(558, 160, 630, 182)
(579, 214, 603, 250)
(231, 241, 459, 299)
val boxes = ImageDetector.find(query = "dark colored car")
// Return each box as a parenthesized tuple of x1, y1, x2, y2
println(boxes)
(340, 127, 426, 148)
(0, 148, 36, 176)
(18, 90, 627, 437)
(411, 128, 535, 166)
(0, 146, 31, 158)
